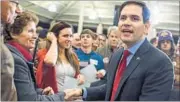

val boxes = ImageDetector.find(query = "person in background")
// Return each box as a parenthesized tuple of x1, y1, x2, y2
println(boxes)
(36, 21, 85, 93)
(75, 29, 105, 79)
(174, 37, 180, 89)
(7, 11, 65, 101)
(1, 0, 21, 101)
(98, 34, 107, 48)
(150, 37, 158, 47)
(96, 26, 120, 70)
(72, 33, 81, 51)
(91, 27, 121, 87)
(157, 30, 176, 61)
(37, 29, 49, 50)
(33, 29, 49, 73)
(36, 26, 43, 34)
(169, 37, 180, 101)
(92, 33, 100, 51)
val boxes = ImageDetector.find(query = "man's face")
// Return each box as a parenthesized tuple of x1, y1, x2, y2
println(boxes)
(108, 30, 119, 48)
(80, 34, 93, 48)
(72, 34, 81, 49)
(98, 35, 106, 47)
(118, 4, 150, 47)
(1, 1, 19, 24)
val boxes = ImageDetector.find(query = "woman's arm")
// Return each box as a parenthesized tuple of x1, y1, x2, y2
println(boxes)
(44, 32, 58, 66)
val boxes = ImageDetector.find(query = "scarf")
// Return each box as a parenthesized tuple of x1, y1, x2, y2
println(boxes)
(8, 41, 32, 61)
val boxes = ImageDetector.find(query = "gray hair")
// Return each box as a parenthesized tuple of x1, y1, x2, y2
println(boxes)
(107, 26, 118, 36)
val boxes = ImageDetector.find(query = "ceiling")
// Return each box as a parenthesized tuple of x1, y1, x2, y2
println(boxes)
(19, 0, 179, 36)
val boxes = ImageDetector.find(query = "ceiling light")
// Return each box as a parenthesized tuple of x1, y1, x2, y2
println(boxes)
(48, 4, 57, 12)
(89, 11, 97, 20)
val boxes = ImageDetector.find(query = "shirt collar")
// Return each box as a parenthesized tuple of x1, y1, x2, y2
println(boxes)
(128, 38, 146, 55)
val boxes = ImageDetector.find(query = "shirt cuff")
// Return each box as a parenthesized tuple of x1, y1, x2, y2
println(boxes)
(82, 88, 87, 99)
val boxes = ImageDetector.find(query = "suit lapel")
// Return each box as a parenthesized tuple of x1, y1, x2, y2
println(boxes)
(114, 39, 151, 100)
(6, 44, 27, 62)
(6, 44, 36, 84)
(106, 48, 124, 100)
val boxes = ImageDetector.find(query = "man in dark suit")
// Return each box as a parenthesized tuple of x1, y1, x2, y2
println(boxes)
(64, 1, 174, 101)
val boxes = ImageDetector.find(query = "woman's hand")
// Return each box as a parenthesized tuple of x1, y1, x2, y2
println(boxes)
(77, 74, 85, 85)
(46, 32, 57, 42)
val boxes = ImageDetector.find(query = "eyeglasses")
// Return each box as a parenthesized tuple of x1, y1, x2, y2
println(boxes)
(10, 0, 23, 14)
(10, 0, 19, 6)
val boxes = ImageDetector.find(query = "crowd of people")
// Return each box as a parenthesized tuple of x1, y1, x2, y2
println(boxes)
(1, 0, 179, 101)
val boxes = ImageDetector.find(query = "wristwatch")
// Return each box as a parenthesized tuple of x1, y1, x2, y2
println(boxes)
(81, 88, 84, 96)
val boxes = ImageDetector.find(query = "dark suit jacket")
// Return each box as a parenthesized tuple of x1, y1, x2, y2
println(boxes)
(6, 44, 65, 101)
(86, 39, 174, 101)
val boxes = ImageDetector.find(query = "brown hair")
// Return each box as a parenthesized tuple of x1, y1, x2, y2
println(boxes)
(10, 11, 39, 35)
(80, 29, 96, 39)
(49, 21, 79, 73)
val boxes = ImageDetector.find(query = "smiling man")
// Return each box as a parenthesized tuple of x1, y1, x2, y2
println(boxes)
(64, 1, 174, 101)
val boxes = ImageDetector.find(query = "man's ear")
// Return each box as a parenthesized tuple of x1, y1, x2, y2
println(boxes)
(144, 21, 151, 35)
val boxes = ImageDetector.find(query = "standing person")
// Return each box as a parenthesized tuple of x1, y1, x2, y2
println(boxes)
(92, 33, 100, 51)
(36, 21, 85, 93)
(91, 27, 120, 87)
(71, 33, 81, 51)
(7, 11, 65, 101)
(174, 37, 180, 89)
(1, 0, 21, 101)
(75, 29, 105, 77)
(150, 37, 158, 47)
(169, 37, 180, 101)
(64, 1, 174, 101)
(157, 30, 176, 61)
(98, 34, 107, 48)
(96, 26, 120, 70)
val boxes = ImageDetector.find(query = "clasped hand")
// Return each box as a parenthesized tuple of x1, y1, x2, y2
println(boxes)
(64, 88, 83, 101)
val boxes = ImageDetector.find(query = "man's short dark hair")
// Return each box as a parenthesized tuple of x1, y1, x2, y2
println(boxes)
(119, 1, 150, 23)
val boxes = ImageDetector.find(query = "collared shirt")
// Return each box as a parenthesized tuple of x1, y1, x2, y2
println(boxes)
(82, 38, 146, 99)
(126, 38, 146, 66)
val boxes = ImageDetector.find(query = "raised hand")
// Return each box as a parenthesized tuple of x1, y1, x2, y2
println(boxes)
(46, 32, 57, 42)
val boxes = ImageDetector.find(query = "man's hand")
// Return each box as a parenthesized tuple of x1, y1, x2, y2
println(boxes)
(42, 86, 54, 95)
(64, 88, 82, 101)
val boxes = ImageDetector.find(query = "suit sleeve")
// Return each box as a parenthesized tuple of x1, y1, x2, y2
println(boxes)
(1, 44, 17, 101)
(85, 84, 106, 101)
(139, 58, 174, 101)
(13, 54, 65, 101)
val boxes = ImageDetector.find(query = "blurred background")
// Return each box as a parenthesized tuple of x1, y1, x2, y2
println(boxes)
(19, 0, 179, 43)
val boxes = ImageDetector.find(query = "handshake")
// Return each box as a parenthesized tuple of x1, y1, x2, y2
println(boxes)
(43, 86, 84, 101)
(64, 88, 83, 101)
